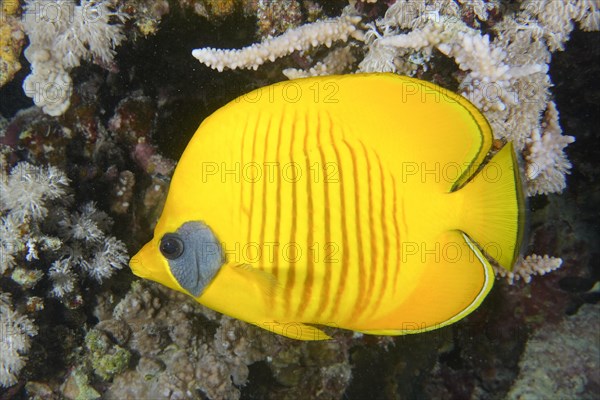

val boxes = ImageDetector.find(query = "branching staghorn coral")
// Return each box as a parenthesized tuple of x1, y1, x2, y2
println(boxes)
(21, 0, 126, 116)
(360, 0, 589, 197)
(495, 254, 563, 285)
(525, 101, 575, 196)
(520, 0, 599, 52)
(192, 14, 361, 71)
(361, 0, 594, 282)
(189, 0, 599, 283)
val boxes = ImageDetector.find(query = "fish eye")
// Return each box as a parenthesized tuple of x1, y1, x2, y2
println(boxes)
(159, 234, 184, 260)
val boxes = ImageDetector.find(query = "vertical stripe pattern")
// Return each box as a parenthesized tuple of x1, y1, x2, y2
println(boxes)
(240, 107, 403, 326)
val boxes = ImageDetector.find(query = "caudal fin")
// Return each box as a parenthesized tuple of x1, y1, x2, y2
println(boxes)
(457, 143, 525, 271)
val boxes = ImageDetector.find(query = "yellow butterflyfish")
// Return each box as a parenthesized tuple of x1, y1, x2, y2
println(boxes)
(130, 73, 525, 341)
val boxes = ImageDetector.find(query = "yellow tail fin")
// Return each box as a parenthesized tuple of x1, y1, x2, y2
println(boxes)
(456, 143, 525, 271)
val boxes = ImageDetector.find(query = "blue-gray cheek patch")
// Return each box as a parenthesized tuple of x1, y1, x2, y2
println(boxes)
(166, 221, 224, 297)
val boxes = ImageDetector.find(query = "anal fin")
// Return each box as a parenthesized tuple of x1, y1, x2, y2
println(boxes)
(226, 265, 331, 340)
(359, 231, 494, 335)
(256, 321, 331, 341)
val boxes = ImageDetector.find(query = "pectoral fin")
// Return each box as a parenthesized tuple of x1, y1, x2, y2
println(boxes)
(228, 263, 280, 297)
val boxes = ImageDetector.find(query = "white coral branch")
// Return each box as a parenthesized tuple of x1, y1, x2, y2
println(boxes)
(495, 254, 563, 284)
(439, 33, 547, 83)
(436, 31, 548, 113)
(525, 101, 575, 196)
(192, 15, 361, 72)
(378, 22, 446, 50)
(522, 0, 600, 51)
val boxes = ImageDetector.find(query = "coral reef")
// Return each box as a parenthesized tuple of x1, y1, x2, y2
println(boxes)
(0, 293, 38, 387)
(525, 100, 575, 196)
(74, 281, 352, 400)
(0, 99, 134, 387)
(107, 93, 175, 227)
(85, 327, 132, 380)
(507, 304, 600, 399)
(255, 0, 303, 38)
(0, 160, 128, 302)
(122, 0, 170, 36)
(61, 368, 101, 400)
(179, 0, 239, 19)
(0, 1, 597, 399)
(0, 0, 25, 88)
(21, 0, 126, 116)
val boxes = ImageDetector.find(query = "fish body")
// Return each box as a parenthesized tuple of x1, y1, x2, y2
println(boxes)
(130, 73, 525, 340)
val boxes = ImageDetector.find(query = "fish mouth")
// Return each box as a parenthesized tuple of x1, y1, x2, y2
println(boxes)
(128, 254, 146, 278)
(128, 240, 156, 279)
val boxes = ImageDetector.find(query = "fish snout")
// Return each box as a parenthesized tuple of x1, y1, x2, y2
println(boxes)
(129, 239, 186, 294)
(129, 254, 146, 278)
(129, 240, 159, 280)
